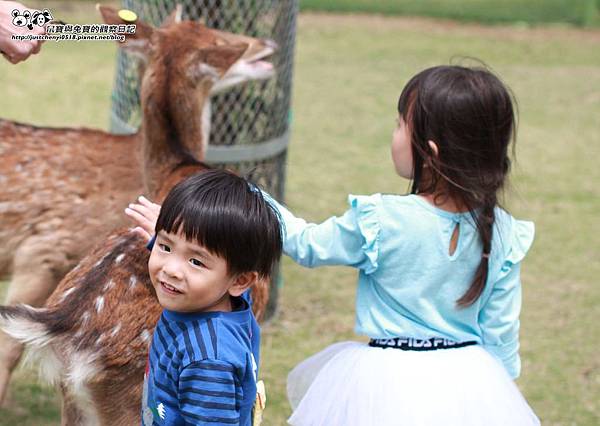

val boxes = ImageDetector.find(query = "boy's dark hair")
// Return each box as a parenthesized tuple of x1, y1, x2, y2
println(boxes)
(155, 169, 282, 279)
(397, 64, 517, 307)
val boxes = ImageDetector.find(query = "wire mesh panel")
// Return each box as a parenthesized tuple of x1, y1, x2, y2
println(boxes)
(110, 0, 298, 319)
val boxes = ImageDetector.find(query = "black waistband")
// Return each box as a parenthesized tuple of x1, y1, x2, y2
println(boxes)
(369, 337, 477, 351)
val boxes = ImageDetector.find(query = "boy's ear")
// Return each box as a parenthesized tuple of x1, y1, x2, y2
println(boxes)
(228, 271, 259, 297)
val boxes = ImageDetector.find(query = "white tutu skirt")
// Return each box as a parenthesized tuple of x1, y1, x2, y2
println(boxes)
(287, 341, 539, 426)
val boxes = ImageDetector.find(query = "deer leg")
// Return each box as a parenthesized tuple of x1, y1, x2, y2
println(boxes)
(88, 376, 143, 425)
(0, 236, 70, 406)
(60, 383, 86, 426)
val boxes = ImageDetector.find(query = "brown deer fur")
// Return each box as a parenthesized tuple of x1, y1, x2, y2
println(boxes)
(0, 5, 275, 424)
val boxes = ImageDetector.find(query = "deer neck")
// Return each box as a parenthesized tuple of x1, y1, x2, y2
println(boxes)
(139, 80, 212, 198)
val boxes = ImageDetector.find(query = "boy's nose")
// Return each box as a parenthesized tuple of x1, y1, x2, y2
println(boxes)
(163, 260, 184, 280)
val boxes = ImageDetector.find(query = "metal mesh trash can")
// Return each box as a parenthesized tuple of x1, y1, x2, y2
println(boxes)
(110, 0, 298, 320)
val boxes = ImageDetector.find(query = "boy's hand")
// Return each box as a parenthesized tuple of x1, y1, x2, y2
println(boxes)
(125, 196, 161, 242)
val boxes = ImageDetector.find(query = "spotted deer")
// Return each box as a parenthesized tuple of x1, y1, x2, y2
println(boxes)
(0, 4, 276, 424)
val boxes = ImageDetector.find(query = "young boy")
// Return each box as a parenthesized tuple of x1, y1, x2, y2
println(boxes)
(140, 169, 282, 426)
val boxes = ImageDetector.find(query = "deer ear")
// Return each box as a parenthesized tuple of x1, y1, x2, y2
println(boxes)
(97, 4, 154, 56)
(160, 4, 183, 27)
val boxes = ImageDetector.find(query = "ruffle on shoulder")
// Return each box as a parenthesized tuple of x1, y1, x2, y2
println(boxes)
(348, 194, 381, 274)
(507, 219, 535, 266)
(498, 219, 535, 277)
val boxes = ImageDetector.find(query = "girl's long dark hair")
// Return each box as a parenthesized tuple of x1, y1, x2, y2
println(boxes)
(398, 65, 517, 307)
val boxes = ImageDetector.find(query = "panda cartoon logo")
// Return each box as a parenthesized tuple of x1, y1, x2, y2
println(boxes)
(11, 9, 31, 27)
(28, 9, 53, 30)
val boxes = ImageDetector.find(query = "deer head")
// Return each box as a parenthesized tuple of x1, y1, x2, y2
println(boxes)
(98, 4, 276, 196)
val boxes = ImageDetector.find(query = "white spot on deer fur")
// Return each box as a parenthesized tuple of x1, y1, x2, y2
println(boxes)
(59, 287, 76, 303)
(96, 333, 106, 345)
(129, 275, 138, 290)
(93, 252, 111, 268)
(95, 296, 104, 313)
(111, 323, 122, 337)
(140, 329, 151, 342)
(81, 311, 91, 326)
(115, 253, 125, 264)
(104, 279, 115, 292)
(14, 164, 23, 173)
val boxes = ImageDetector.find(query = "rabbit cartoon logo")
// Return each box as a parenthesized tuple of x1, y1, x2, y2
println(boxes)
(11, 8, 53, 30)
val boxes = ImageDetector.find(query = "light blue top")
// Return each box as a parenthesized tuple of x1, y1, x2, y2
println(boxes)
(264, 192, 534, 379)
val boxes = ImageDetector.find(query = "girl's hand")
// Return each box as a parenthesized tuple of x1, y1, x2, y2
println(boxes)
(124, 196, 161, 242)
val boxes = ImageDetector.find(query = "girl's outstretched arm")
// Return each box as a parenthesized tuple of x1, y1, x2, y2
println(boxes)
(125, 189, 376, 272)
(261, 191, 374, 271)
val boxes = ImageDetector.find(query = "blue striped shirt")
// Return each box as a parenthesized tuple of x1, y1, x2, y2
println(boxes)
(141, 296, 260, 425)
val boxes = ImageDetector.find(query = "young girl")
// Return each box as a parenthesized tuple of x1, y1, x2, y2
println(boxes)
(127, 65, 539, 425)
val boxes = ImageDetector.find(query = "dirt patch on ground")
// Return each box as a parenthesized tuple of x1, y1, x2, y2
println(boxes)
(299, 12, 600, 45)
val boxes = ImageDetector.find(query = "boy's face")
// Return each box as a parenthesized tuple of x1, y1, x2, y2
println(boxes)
(148, 230, 239, 313)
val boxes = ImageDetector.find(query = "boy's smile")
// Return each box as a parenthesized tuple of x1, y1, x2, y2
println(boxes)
(159, 280, 183, 295)
(148, 230, 237, 313)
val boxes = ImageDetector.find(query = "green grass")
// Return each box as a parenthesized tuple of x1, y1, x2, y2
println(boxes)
(1, 3, 600, 425)
(300, 0, 600, 27)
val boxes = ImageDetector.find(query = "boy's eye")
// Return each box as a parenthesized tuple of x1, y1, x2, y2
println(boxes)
(190, 258, 204, 268)
(158, 243, 171, 253)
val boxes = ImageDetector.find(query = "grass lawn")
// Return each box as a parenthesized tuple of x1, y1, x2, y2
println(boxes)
(1, 2, 599, 425)
(300, 0, 600, 27)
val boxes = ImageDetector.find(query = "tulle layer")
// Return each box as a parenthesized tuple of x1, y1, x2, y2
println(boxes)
(287, 341, 539, 426)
